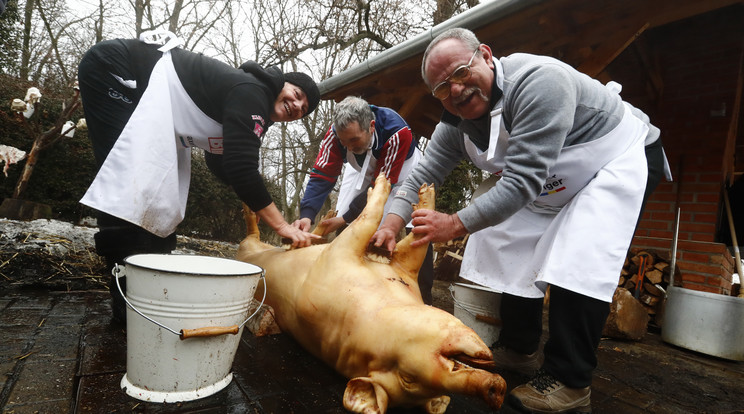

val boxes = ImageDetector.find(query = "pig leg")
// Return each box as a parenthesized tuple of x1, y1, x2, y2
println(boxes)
(327, 173, 391, 257)
(390, 183, 435, 277)
(312, 209, 337, 236)
(237, 205, 275, 253)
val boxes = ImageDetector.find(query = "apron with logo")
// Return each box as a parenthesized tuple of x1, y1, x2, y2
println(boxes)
(81, 31, 223, 237)
(460, 74, 650, 302)
(336, 134, 422, 225)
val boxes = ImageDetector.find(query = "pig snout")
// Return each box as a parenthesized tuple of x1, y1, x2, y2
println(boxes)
(481, 375, 507, 409)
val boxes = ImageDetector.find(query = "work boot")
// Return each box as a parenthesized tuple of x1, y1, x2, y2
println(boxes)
(507, 369, 591, 413)
(491, 342, 543, 377)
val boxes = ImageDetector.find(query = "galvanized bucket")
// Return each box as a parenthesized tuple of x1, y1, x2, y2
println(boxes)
(114, 254, 265, 402)
(450, 282, 502, 347)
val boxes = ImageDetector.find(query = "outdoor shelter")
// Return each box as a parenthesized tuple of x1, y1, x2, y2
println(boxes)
(319, 0, 744, 296)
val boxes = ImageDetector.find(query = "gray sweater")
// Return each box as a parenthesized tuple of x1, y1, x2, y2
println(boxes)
(388, 53, 660, 233)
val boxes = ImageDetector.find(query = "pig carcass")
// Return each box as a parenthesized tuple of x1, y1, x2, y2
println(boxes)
(236, 174, 506, 414)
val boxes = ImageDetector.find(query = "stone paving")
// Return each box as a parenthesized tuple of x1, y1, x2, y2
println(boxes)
(1, 288, 743, 414)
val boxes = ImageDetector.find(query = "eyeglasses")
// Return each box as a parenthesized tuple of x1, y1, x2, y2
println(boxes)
(431, 49, 479, 100)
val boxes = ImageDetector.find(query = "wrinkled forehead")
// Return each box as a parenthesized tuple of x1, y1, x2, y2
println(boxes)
(336, 121, 368, 137)
(425, 39, 472, 80)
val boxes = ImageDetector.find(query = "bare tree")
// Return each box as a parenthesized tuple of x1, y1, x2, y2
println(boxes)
(242, 0, 436, 221)
(5, 0, 481, 227)
(434, 0, 479, 25)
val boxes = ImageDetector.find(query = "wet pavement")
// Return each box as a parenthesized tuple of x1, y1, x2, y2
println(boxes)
(1, 287, 743, 414)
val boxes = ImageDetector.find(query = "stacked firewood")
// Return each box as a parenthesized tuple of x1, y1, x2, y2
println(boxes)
(617, 249, 674, 321)
(432, 235, 469, 281)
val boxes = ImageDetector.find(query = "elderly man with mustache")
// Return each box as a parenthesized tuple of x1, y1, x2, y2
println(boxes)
(371, 27, 669, 413)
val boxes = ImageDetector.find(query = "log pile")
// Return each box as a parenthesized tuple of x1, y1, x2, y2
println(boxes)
(616, 249, 675, 323)
(433, 235, 468, 281)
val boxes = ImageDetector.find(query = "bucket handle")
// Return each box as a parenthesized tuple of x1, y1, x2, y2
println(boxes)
(113, 263, 267, 340)
(448, 284, 501, 326)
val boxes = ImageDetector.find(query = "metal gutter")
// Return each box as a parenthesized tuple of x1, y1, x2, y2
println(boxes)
(318, 0, 545, 95)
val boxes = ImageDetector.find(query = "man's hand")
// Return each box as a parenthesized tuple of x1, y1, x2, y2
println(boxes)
(409, 209, 467, 247)
(291, 217, 312, 232)
(370, 214, 406, 252)
(256, 203, 319, 248)
(276, 222, 319, 248)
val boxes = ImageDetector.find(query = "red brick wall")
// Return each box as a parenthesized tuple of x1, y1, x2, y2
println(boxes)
(609, 5, 743, 294)
(633, 237, 736, 295)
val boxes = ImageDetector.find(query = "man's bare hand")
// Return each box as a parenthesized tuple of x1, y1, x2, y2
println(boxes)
(370, 227, 398, 252)
(291, 217, 312, 232)
(409, 209, 467, 247)
(276, 222, 319, 248)
(370, 214, 406, 253)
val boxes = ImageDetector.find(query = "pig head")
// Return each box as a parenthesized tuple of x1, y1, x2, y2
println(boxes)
(236, 174, 506, 414)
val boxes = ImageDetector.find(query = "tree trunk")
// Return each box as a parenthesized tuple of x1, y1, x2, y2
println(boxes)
(168, 0, 184, 34)
(135, 0, 145, 37)
(20, 0, 34, 80)
(95, 0, 104, 43)
(12, 139, 42, 199)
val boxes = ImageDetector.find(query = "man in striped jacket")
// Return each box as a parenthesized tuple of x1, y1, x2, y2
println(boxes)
(293, 96, 434, 304)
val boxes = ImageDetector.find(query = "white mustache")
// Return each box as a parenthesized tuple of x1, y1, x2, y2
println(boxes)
(453, 87, 488, 105)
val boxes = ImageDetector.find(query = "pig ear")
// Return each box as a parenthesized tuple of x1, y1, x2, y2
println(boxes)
(343, 377, 389, 414)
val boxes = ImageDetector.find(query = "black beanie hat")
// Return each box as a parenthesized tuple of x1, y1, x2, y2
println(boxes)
(284, 72, 320, 117)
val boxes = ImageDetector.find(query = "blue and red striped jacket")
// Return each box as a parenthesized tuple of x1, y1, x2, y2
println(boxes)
(299, 105, 416, 223)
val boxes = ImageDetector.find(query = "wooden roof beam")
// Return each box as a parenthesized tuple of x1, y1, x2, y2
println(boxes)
(576, 22, 650, 77)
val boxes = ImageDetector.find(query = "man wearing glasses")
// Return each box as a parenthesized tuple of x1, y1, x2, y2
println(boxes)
(371, 28, 669, 413)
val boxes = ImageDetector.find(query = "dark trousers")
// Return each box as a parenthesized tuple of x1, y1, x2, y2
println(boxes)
(95, 213, 177, 322)
(498, 289, 609, 387)
(497, 138, 667, 388)
(419, 243, 435, 305)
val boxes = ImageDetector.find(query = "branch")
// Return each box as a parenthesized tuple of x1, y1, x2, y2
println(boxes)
(35, 1, 69, 83)
(273, 30, 392, 66)
(38, 90, 82, 151)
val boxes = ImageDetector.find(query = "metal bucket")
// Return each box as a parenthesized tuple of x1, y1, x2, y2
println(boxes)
(114, 254, 265, 402)
(450, 282, 502, 347)
(662, 286, 744, 361)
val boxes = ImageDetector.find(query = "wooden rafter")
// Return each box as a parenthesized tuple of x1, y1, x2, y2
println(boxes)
(576, 22, 649, 78)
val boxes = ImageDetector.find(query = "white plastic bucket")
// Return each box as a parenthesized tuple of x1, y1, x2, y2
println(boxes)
(450, 282, 502, 347)
(114, 254, 264, 403)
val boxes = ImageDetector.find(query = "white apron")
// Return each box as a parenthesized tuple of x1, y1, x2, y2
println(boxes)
(81, 31, 222, 238)
(460, 82, 650, 302)
(336, 138, 422, 226)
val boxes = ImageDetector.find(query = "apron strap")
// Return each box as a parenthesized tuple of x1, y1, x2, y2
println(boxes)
(354, 149, 373, 190)
(139, 29, 183, 52)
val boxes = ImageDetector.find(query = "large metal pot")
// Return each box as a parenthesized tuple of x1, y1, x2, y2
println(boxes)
(661, 286, 744, 361)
